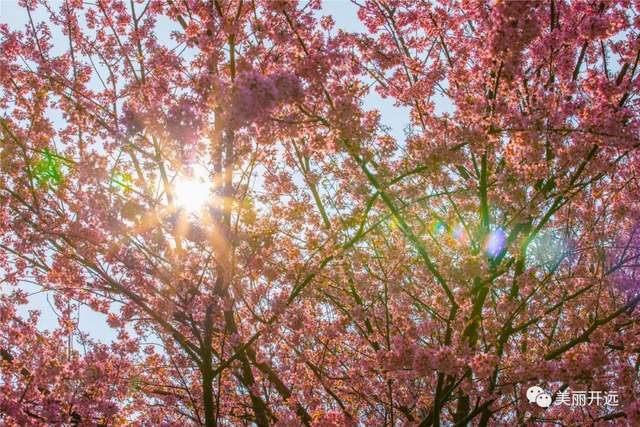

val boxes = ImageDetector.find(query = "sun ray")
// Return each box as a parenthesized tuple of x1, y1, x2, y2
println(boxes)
(173, 165, 212, 215)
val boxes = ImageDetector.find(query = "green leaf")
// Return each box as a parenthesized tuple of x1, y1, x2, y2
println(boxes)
(32, 149, 64, 188)
(110, 169, 133, 194)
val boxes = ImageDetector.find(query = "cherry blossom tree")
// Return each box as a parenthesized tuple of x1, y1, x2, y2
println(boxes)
(1, 0, 640, 425)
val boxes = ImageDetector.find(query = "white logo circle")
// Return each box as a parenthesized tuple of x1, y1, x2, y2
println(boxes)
(535, 393, 552, 408)
(526, 386, 544, 403)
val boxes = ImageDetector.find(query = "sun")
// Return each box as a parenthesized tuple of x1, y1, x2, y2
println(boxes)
(172, 165, 211, 214)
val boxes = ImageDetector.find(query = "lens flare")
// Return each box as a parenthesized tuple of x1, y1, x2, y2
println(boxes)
(486, 228, 506, 258)
(430, 219, 447, 236)
(452, 223, 469, 246)
(528, 231, 566, 268)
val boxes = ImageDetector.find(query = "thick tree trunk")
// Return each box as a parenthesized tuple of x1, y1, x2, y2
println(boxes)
(202, 366, 216, 427)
